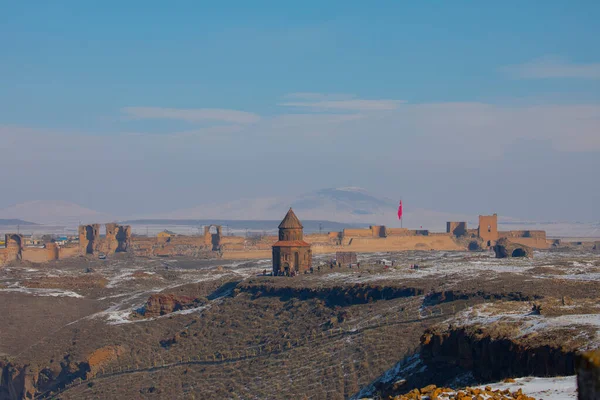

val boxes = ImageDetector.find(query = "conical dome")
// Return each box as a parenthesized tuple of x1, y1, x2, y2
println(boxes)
(278, 208, 303, 229)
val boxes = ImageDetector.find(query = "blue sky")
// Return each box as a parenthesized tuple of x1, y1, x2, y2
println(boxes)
(1, 1, 599, 220)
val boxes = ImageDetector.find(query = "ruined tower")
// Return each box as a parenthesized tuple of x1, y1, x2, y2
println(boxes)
(272, 208, 312, 276)
(78, 224, 100, 255)
(105, 223, 132, 253)
(478, 214, 499, 247)
(5, 233, 24, 261)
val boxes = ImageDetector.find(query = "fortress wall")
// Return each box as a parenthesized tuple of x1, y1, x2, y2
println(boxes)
(345, 236, 464, 251)
(342, 228, 374, 237)
(371, 225, 386, 237)
(60, 246, 80, 259)
(506, 237, 550, 249)
(466, 229, 478, 236)
(499, 230, 547, 239)
(305, 233, 338, 246)
(221, 242, 246, 250)
(220, 236, 245, 245)
(304, 233, 331, 242)
(221, 249, 271, 260)
(0, 248, 12, 266)
(386, 228, 415, 236)
(447, 221, 467, 236)
(168, 236, 208, 246)
(21, 248, 52, 263)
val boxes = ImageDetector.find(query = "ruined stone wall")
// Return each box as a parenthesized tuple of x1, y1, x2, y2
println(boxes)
(129, 236, 212, 258)
(336, 252, 357, 264)
(447, 221, 467, 236)
(429, 232, 453, 237)
(59, 246, 80, 259)
(219, 235, 246, 250)
(105, 223, 132, 253)
(466, 228, 479, 237)
(220, 236, 246, 245)
(21, 247, 53, 263)
(344, 235, 464, 252)
(0, 248, 10, 266)
(499, 230, 546, 240)
(304, 233, 336, 245)
(78, 224, 100, 255)
(506, 237, 550, 249)
(371, 225, 386, 237)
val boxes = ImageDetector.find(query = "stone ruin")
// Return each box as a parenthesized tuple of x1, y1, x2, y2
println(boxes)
(336, 252, 357, 265)
(493, 238, 533, 259)
(106, 223, 132, 253)
(78, 224, 100, 255)
(204, 225, 222, 251)
(78, 223, 131, 256)
(5, 233, 24, 260)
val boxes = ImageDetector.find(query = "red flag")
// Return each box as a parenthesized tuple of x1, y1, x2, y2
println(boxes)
(397, 200, 403, 220)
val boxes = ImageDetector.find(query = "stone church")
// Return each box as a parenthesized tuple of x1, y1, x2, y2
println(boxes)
(272, 208, 312, 276)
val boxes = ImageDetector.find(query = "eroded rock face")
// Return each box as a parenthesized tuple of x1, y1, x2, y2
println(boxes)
(141, 294, 203, 318)
(420, 327, 574, 381)
(0, 362, 37, 400)
(0, 356, 90, 400)
(493, 238, 533, 259)
(576, 350, 600, 400)
(85, 345, 125, 379)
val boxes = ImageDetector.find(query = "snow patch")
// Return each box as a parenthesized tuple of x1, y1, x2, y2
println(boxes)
(0, 286, 83, 298)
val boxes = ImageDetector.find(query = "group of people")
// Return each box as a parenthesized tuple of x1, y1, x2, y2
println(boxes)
(268, 259, 422, 277)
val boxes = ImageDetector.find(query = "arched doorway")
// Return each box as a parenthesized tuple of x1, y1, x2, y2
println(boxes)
(283, 262, 290, 276)
(85, 225, 95, 254)
(207, 225, 221, 251)
(115, 226, 128, 252)
(512, 248, 527, 257)
(294, 252, 299, 271)
(468, 241, 481, 251)
(7, 234, 23, 260)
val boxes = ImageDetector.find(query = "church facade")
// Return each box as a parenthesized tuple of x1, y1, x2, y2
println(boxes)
(272, 208, 312, 276)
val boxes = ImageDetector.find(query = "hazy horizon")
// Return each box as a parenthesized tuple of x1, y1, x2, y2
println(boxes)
(1, 2, 599, 221)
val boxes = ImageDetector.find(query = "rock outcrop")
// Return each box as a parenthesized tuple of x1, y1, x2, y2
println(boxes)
(493, 238, 533, 259)
(0, 362, 37, 400)
(140, 294, 203, 318)
(420, 326, 575, 381)
(85, 345, 125, 379)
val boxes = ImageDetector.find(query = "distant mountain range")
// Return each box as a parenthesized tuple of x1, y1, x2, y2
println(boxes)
(0, 200, 114, 226)
(0, 219, 37, 226)
(145, 187, 477, 229)
(121, 219, 367, 233)
(1, 189, 598, 237)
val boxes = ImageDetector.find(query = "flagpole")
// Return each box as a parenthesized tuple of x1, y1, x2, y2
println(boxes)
(401, 198, 403, 229)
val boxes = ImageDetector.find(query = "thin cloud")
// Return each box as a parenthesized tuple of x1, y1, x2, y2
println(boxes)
(122, 107, 261, 124)
(283, 92, 355, 101)
(503, 57, 600, 79)
(280, 99, 404, 111)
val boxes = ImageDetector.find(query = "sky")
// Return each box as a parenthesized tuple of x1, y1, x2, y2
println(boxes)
(1, 1, 599, 221)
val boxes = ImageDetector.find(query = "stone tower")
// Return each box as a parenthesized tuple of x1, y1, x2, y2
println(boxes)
(272, 208, 312, 276)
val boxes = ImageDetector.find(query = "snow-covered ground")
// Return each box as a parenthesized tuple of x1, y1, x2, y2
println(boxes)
(313, 250, 600, 285)
(0, 284, 83, 298)
(476, 376, 577, 400)
(448, 302, 600, 351)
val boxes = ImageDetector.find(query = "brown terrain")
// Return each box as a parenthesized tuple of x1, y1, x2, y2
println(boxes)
(0, 243, 598, 399)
